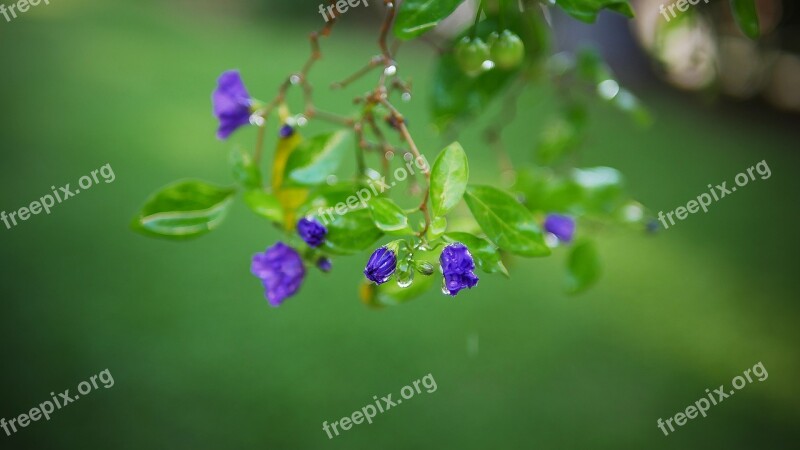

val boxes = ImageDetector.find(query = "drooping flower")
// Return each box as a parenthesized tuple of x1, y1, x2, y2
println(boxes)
(364, 247, 397, 285)
(279, 124, 294, 138)
(212, 70, 254, 140)
(251, 242, 306, 307)
(316, 257, 332, 273)
(544, 214, 576, 243)
(297, 217, 327, 248)
(440, 242, 479, 296)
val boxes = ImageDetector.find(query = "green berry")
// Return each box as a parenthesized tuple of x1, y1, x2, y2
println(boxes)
(489, 30, 525, 69)
(455, 37, 490, 76)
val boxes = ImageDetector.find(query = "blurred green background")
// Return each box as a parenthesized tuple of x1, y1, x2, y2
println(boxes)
(1, 1, 798, 449)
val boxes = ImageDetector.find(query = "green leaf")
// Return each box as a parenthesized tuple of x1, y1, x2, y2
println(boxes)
(324, 208, 383, 255)
(571, 167, 626, 214)
(283, 131, 350, 187)
(463, 185, 550, 257)
(554, 0, 634, 23)
(427, 216, 447, 241)
(132, 180, 236, 240)
(394, 0, 464, 40)
(368, 197, 412, 235)
(243, 190, 283, 223)
(302, 181, 362, 210)
(443, 232, 509, 277)
(730, 0, 759, 39)
(514, 167, 627, 217)
(430, 142, 469, 218)
(230, 147, 261, 190)
(566, 240, 601, 294)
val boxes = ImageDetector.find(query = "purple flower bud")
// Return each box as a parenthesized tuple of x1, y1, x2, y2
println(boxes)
(316, 257, 332, 273)
(212, 70, 253, 140)
(279, 124, 295, 138)
(251, 242, 306, 307)
(364, 247, 397, 285)
(297, 217, 327, 248)
(440, 243, 479, 296)
(544, 214, 576, 243)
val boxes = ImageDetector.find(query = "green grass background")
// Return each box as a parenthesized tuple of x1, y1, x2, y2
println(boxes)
(0, 1, 798, 448)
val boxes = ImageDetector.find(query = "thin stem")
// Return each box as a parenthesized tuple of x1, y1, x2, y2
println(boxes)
(331, 55, 384, 90)
(380, 99, 429, 178)
(378, 0, 397, 63)
(417, 189, 431, 238)
(472, 0, 485, 38)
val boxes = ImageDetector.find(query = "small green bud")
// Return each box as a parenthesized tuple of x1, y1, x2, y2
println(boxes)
(489, 30, 525, 69)
(416, 261, 435, 276)
(455, 37, 490, 76)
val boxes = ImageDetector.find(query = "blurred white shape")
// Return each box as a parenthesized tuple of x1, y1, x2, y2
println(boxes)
(597, 79, 620, 100)
(249, 114, 265, 127)
(623, 202, 644, 223)
(573, 167, 622, 189)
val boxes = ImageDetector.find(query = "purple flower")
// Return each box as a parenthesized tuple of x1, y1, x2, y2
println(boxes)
(316, 257, 332, 273)
(544, 214, 576, 243)
(297, 217, 327, 248)
(279, 124, 294, 138)
(212, 70, 253, 140)
(364, 247, 397, 285)
(251, 242, 306, 307)
(440, 243, 479, 296)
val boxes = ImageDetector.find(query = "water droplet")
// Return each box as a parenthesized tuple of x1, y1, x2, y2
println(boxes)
(385, 150, 394, 160)
(296, 115, 308, 126)
(441, 279, 451, 295)
(289, 74, 301, 85)
(326, 175, 338, 185)
(249, 114, 265, 126)
(403, 152, 413, 161)
(401, 92, 412, 102)
(397, 269, 414, 288)
(623, 202, 644, 222)
(384, 65, 397, 76)
(481, 60, 495, 70)
(545, 232, 560, 248)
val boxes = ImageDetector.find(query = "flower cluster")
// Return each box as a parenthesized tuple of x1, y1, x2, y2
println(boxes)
(217, 72, 486, 304)
(364, 242, 479, 297)
(214, 74, 584, 305)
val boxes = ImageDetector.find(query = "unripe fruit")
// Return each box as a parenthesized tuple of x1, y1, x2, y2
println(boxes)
(455, 37, 490, 76)
(489, 30, 525, 69)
